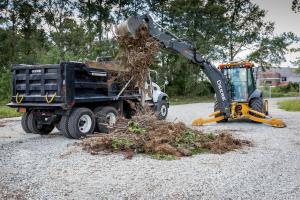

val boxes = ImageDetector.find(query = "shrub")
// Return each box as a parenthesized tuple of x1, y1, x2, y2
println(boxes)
(111, 137, 134, 150)
(272, 83, 299, 93)
(0, 69, 12, 103)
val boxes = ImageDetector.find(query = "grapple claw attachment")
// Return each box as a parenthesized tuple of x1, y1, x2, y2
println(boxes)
(116, 16, 147, 37)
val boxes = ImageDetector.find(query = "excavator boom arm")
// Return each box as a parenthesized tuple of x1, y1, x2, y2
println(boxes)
(117, 14, 231, 116)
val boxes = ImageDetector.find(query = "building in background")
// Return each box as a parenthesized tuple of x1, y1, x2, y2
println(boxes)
(256, 67, 300, 86)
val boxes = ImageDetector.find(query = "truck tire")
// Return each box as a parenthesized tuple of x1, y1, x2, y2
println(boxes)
(55, 123, 61, 131)
(27, 112, 54, 135)
(93, 107, 103, 132)
(214, 100, 228, 123)
(59, 115, 73, 139)
(156, 100, 168, 120)
(21, 112, 31, 133)
(95, 106, 118, 133)
(67, 108, 95, 139)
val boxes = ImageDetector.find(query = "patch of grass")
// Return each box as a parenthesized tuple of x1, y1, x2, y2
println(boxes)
(278, 99, 300, 112)
(169, 95, 214, 105)
(261, 86, 299, 98)
(270, 92, 299, 98)
(151, 153, 177, 160)
(176, 130, 198, 144)
(207, 133, 215, 140)
(0, 105, 21, 118)
(111, 137, 134, 150)
(128, 121, 146, 134)
(190, 147, 210, 155)
(175, 130, 215, 156)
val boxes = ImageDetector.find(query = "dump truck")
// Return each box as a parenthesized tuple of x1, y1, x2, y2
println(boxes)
(116, 14, 286, 128)
(7, 59, 169, 139)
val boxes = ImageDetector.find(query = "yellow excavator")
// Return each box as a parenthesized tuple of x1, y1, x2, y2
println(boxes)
(117, 14, 286, 128)
(192, 61, 286, 127)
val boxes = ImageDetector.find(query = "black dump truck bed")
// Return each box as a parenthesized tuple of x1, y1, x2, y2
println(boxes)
(8, 61, 140, 109)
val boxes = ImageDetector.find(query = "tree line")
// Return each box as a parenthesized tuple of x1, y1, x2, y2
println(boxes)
(0, 0, 299, 101)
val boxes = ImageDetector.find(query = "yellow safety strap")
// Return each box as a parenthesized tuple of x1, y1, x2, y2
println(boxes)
(45, 92, 57, 104)
(16, 93, 24, 104)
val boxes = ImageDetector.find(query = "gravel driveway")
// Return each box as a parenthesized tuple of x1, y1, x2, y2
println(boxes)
(1, 98, 300, 199)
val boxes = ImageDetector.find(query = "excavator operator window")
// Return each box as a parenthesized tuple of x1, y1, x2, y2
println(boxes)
(225, 67, 248, 102)
(247, 68, 255, 96)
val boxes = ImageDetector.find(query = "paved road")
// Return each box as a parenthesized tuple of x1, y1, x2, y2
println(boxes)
(0, 98, 300, 199)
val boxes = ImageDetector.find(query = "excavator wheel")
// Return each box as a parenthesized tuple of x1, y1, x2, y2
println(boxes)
(250, 97, 265, 114)
(214, 100, 228, 123)
(249, 97, 267, 123)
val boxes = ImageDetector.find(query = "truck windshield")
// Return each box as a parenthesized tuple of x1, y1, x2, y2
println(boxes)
(226, 67, 248, 101)
(149, 70, 158, 83)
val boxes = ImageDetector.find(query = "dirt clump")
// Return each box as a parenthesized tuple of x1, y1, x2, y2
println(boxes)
(203, 132, 251, 154)
(81, 112, 251, 159)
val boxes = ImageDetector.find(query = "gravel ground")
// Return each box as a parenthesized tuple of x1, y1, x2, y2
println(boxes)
(0, 97, 300, 199)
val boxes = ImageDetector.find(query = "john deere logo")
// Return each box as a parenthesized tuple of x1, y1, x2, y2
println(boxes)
(217, 80, 226, 101)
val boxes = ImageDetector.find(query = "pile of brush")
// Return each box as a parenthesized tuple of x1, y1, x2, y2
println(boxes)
(81, 112, 251, 159)
(81, 19, 251, 160)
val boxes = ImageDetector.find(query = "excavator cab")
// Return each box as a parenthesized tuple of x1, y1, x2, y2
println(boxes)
(219, 61, 255, 102)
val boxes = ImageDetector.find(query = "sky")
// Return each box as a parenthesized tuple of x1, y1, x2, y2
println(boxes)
(251, 0, 300, 67)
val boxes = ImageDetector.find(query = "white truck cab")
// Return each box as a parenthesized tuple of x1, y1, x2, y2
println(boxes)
(144, 70, 169, 119)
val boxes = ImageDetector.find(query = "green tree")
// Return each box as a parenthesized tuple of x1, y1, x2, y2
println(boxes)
(0, 0, 47, 65)
(248, 32, 298, 68)
(151, 0, 228, 96)
(78, 0, 115, 41)
(292, 0, 300, 12)
(291, 0, 300, 73)
(42, 0, 81, 60)
(291, 51, 300, 73)
(220, 0, 274, 61)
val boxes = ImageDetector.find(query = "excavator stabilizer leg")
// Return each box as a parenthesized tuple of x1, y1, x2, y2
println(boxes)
(192, 111, 225, 126)
(192, 105, 286, 128)
(245, 108, 286, 128)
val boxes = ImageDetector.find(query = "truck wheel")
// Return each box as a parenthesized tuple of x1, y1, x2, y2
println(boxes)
(67, 108, 95, 139)
(156, 100, 168, 120)
(95, 106, 118, 133)
(59, 115, 73, 139)
(214, 100, 228, 123)
(93, 107, 103, 132)
(27, 112, 54, 135)
(21, 112, 31, 133)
